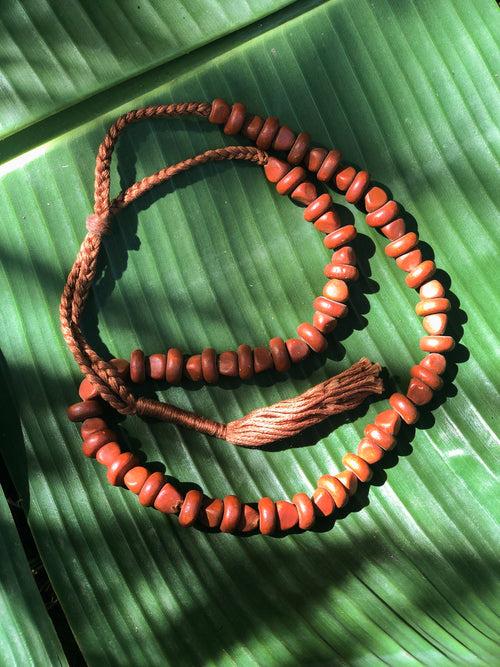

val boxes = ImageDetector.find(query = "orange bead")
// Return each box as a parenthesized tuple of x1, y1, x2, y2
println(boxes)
(420, 280, 445, 299)
(323, 224, 357, 249)
(276, 167, 307, 195)
(331, 246, 356, 266)
(389, 392, 419, 424)
(336, 470, 358, 496)
(324, 263, 359, 281)
(67, 400, 103, 422)
(209, 98, 230, 124)
(415, 298, 451, 317)
(139, 472, 166, 506)
(423, 314, 447, 335)
(130, 349, 145, 384)
(313, 311, 337, 334)
(314, 210, 341, 234)
(420, 335, 455, 353)
(292, 181, 317, 206)
(110, 358, 130, 379)
(364, 424, 395, 450)
(335, 166, 356, 191)
(276, 500, 299, 531)
(107, 452, 138, 486)
(178, 489, 204, 527)
(201, 347, 218, 384)
(292, 493, 315, 530)
(223, 102, 246, 135)
(374, 409, 401, 435)
(148, 353, 166, 380)
(396, 249, 422, 272)
(82, 429, 117, 458)
(421, 353, 446, 375)
(256, 116, 279, 149)
(304, 193, 332, 222)
(312, 487, 335, 517)
(237, 344, 253, 381)
(407, 378, 433, 406)
(410, 364, 443, 390)
(185, 354, 202, 382)
(357, 438, 384, 464)
(305, 147, 328, 172)
(242, 115, 263, 140)
(314, 296, 348, 319)
(124, 466, 149, 494)
(342, 453, 372, 483)
(96, 442, 121, 466)
(287, 131, 310, 165)
(166, 348, 183, 384)
(253, 347, 273, 373)
(405, 260, 436, 289)
(285, 338, 310, 363)
(258, 497, 277, 535)
(380, 217, 406, 240)
(154, 483, 183, 514)
(81, 417, 108, 439)
(264, 157, 290, 183)
(318, 474, 348, 508)
(317, 149, 342, 181)
(385, 232, 418, 258)
(220, 495, 241, 533)
(297, 322, 327, 353)
(323, 279, 349, 303)
(238, 504, 260, 532)
(345, 170, 370, 204)
(272, 125, 295, 151)
(366, 200, 399, 227)
(364, 186, 388, 213)
(269, 337, 291, 373)
(218, 351, 239, 377)
(79, 377, 99, 400)
(200, 498, 224, 529)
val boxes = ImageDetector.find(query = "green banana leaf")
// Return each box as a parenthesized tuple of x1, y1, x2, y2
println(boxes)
(0, 0, 499, 664)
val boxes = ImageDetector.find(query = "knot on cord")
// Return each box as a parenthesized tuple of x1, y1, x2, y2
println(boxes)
(86, 213, 111, 237)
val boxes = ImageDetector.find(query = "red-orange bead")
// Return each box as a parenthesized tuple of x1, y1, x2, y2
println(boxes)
(410, 364, 443, 390)
(220, 495, 241, 533)
(166, 348, 183, 384)
(335, 166, 356, 191)
(364, 186, 388, 213)
(139, 471, 165, 506)
(420, 280, 445, 299)
(256, 116, 279, 149)
(314, 210, 341, 234)
(313, 296, 348, 319)
(364, 424, 395, 450)
(269, 337, 291, 373)
(67, 400, 104, 422)
(242, 115, 263, 140)
(291, 181, 317, 205)
(96, 442, 121, 466)
(318, 474, 348, 508)
(415, 298, 451, 317)
(342, 453, 372, 483)
(110, 358, 130, 379)
(421, 353, 446, 375)
(276, 500, 299, 531)
(130, 349, 145, 383)
(285, 338, 310, 363)
(288, 131, 310, 165)
(178, 489, 204, 527)
(305, 147, 328, 172)
(237, 344, 253, 381)
(366, 200, 399, 227)
(292, 493, 315, 530)
(218, 351, 239, 377)
(313, 311, 337, 334)
(209, 98, 230, 124)
(201, 348, 218, 384)
(345, 170, 369, 204)
(331, 246, 356, 265)
(323, 224, 357, 249)
(200, 498, 224, 529)
(336, 470, 358, 496)
(264, 157, 290, 183)
(324, 263, 359, 281)
(124, 466, 149, 494)
(304, 194, 332, 222)
(420, 335, 455, 353)
(258, 497, 277, 535)
(406, 260, 436, 289)
(312, 487, 335, 518)
(396, 249, 422, 272)
(82, 429, 117, 458)
(154, 483, 183, 514)
(79, 377, 99, 400)
(407, 378, 433, 406)
(107, 452, 138, 486)
(380, 217, 406, 240)
(148, 353, 166, 380)
(81, 417, 108, 439)
(297, 322, 327, 353)
(385, 232, 418, 258)
(238, 504, 260, 532)
(253, 347, 273, 373)
(374, 409, 401, 435)
(272, 125, 295, 151)
(357, 438, 384, 464)
(185, 354, 202, 382)
(423, 314, 448, 335)
(276, 167, 307, 195)
(389, 392, 419, 424)
(323, 279, 349, 302)
(317, 149, 342, 182)
(223, 102, 246, 135)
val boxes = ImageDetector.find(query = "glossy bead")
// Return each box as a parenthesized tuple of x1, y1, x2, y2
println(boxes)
(396, 249, 422, 272)
(148, 353, 166, 380)
(312, 487, 336, 518)
(366, 200, 399, 227)
(335, 166, 356, 191)
(421, 353, 446, 375)
(82, 429, 117, 457)
(285, 338, 310, 363)
(209, 98, 230, 123)
(313, 296, 347, 319)
(220, 495, 241, 533)
(331, 246, 356, 265)
(420, 335, 455, 352)
(269, 337, 291, 373)
(107, 452, 138, 486)
(264, 157, 290, 183)
(415, 298, 451, 316)
(276, 500, 299, 531)
(305, 147, 328, 172)
(67, 400, 103, 422)
(323, 279, 349, 303)
(313, 311, 337, 334)
(130, 349, 145, 383)
(201, 347, 219, 384)
(297, 322, 327, 353)
(292, 493, 315, 530)
(79, 377, 99, 400)
(345, 170, 369, 204)
(242, 115, 263, 140)
(420, 280, 445, 299)
(200, 498, 224, 529)
(410, 364, 443, 390)
(317, 149, 342, 181)
(291, 181, 317, 206)
(423, 313, 448, 334)
(288, 131, 310, 165)
(364, 424, 395, 450)
(124, 466, 149, 494)
(272, 125, 295, 151)
(253, 347, 273, 373)
(223, 102, 246, 135)
(318, 474, 348, 508)
(258, 497, 277, 535)
(166, 348, 183, 384)
(237, 344, 253, 380)
(304, 193, 332, 222)
(374, 409, 401, 435)
(218, 351, 239, 377)
(154, 483, 183, 514)
(139, 472, 165, 506)
(357, 438, 385, 463)
(407, 378, 433, 406)
(178, 489, 204, 527)
(342, 453, 372, 483)
(385, 232, 418, 258)
(110, 358, 130, 379)
(256, 116, 279, 149)
(238, 504, 260, 532)
(380, 218, 406, 240)
(406, 260, 436, 289)
(96, 442, 121, 466)
(336, 470, 358, 496)
(323, 224, 357, 249)
(364, 186, 388, 213)
(314, 210, 341, 233)
(324, 263, 359, 281)
(276, 167, 306, 195)
(389, 392, 419, 424)
(185, 354, 202, 382)
(81, 417, 107, 439)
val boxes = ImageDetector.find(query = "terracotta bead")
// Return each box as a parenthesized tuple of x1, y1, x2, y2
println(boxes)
(79, 377, 99, 401)
(81, 417, 107, 439)
(285, 338, 310, 363)
(304, 193, 332, 222)
(67, 400, 103, 422)
(324, 263, 359, 281)
(312, 487, 336, 518)
(366, 200, 399, 227)
(292, 493, 315, 530)
(313, 311, 337, 334)
(318, 474, 348, 508)
(185, 354, 202, 382)
(218, 351, 239, 377)
(178, 489, 204, 528)
(345, 170, 370, 204)
(335, 166, 356, 191)
(258, 497, 277, 535)
(336, 470, 358, 496)
(264, 156, 290, 183)
(323, 279, 349, 303)
(420, 280, 445, 299)
(407, 378, 433, 406)
(396, 249, 422, 272)
(421, 353, 446, 375)
(223, 102, 246, 135)
(200, 498, 224, 529)
(256, 116, 280, 149)
(253, 347, 273, 373)
(238, 504, 260, 533)
(317, 149, 342, 182)
(342, 452, 372, 483)
(82, 429, 118, 458)
(423, 313, 448, 335)
(130, 349, 145, 384)
(305, 147, 328, 172)
(96, 442, 121, 466)
(242, 115, 263, 140)
(107, 452, 138, 486)
(406, 260, 436, 289)
(364, 186, 388, 213)
(276, 167, 307, 195)
(209, 98, 230, 124)
(410, 364, 443, 390)
(364, 424, 395, 450)
(166, 348, 183, 384)
(380, 218, 406, 240)
(154, 482, 183, 514)
(374, 409, 401, 435)
(357, 437, 385, 464)
(297, 322, 327, 353)
(420, 335, 455, 353)
(148, 353, 166, 381)
(276, 500, 299, 531)
(389, 392, 419, 424)
(291, 181, 317, 207)
(385, 232, 417, 258)
(323, 224, 357, 249)
(220, 495, 241, 533)
(269, 337, 291, 373)
(272, 125, 295, 151)
(201, 347, 219, 384)
(313, 296, 348, 319)
(288, 131, 310, 165)
(110, 358, 130, 379)
(415, 298, 451, 317)
(237, 344, 253, 380)
(331, 246, 356, 266)
(124, 466, 149, 494)
(138, 472, 165, 506)
(314, 210, 341, 234)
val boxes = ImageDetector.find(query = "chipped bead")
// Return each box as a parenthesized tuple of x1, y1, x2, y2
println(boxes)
(297, 322, 327, 353)
(258, 497, 276, 535)
(312, 487, 335, 517)
(366, 200, 399, 227)
(242, 115, 263, 140)
(323, 224, 357, 249)
(331, 246, 356, 265)
(185, 354, 202, 382)
(276, 167, 307, 195)
(209, 98, 230, 124)
(285, 338, 310, 363)
(200, 498, 224, 529)
(323, 279, 349, 303)
(389, 392, 419, 424)
(264, 157, 290, 183)
(410, 364, 443, 390)
(253, 347, 273, 373)
(218, 351, 239, 377)
(317, 149, 342, 181)
(256, 116, 279, 149)
(139, 472, 165, 506)
(238, 504, 260, 532)
(292, 493, 315, 530)
(130, 349, 145, 383)
(336, 470, 358, 496)
(313, 296, 348, 319)
(421, 353, 446, 375)
(407, 378, 433, 406)
(148, 353, 166, 380)
(269, 337, 291, 373)
(396, 249, 422, 272)
(304, 193, 332, 222)
(324, 263, 359, 281)
(291, 181, 317, 205)
(314, 210, 341, 234)
(179, 489, 204, 527)
(124, 466, 149, 494)
(345, 170, 369, 204)
(357, 438, 384, 464)
(342, 453, 372, 482)
(305, 147, 328, 172)
(385, 232, 418, 258)
(374, 409, 401, 435)
(420, 280, 445, 299)
(154, 483, 183, 514)
(79, 377, 99, 400)
(67, 400, 103, 422)
(220, 495, 241, 533)
(272, 125, 295, 151)
(107, 452, 138, 486)
(96, 442, 121, 466)
(287, 131, 310, 164)
(313, 311, 337, 334)
(364, 424, 395, 450)
(223, 102, 246, 135)
(201, 348, 218, 384)
(81, 417, 108, 439)
(380, 217, 406, 240)
(415, 298, 451, 317)
(423, 313, 448, 334)
(365, 186, 388, 213)
(276, 500, 299, 531)
(166, 348, 183, 384)
(318, 474, 348, 508)
(237, 344, 253, 380)
(335, 166, 356, 191)
(420, 335, 455, 352)
(406, 260, 436, 289)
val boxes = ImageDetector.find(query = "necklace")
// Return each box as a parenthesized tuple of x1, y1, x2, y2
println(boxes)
(61, 99, 454, 535)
